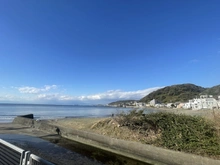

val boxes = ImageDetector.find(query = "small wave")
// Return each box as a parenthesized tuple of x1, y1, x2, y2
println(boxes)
(0, 117, 14, 123)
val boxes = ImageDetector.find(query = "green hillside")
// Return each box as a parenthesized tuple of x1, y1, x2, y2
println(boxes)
(201, 85, 220, 98)
(140, 83, 206, 103)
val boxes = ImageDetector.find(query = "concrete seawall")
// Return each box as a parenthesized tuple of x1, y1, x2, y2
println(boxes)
(13, 116, 220, 165)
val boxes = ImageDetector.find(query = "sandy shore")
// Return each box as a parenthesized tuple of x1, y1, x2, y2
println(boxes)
(48, 117, 108, 131)
(50, 108, 220, 128)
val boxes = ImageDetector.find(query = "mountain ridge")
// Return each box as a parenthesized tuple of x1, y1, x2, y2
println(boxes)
(140, 83, 206, 103)
(109, 83, 220, 105)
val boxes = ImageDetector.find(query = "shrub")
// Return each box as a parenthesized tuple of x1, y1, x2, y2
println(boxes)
(116, 111, 220, 157)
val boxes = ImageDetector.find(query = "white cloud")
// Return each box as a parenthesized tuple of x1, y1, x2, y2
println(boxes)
(37, 93, 75, 101)
(77, 87, 162, 101)
(0, 95, 16, 101)
(18, 85, 57, 94)
(37, 93, 58, 100)
(2, 85, 162, 104)
(33, 87, 162, 104)
(0, 94, 30, 103)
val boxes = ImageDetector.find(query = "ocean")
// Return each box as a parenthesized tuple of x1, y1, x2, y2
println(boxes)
(0, 104, 132, 123)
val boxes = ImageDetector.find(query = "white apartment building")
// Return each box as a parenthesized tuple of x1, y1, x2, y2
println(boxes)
(184, 95, 219, 110)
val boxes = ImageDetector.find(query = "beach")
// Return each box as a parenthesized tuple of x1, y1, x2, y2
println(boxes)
(1, 108, 220, 165)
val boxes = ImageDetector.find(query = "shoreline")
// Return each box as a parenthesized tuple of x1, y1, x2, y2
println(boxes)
(10, 112, 220, 165)
(1, 108, 220, 165)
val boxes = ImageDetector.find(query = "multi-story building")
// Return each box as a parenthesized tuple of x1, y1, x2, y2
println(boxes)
(184, 95, 219, 110)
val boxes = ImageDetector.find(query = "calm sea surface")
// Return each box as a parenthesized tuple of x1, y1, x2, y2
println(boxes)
(0, 104, 132, 123)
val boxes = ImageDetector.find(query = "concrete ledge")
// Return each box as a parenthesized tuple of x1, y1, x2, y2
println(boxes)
(13, 116, 220, 165)
(13, 116, 34, 126)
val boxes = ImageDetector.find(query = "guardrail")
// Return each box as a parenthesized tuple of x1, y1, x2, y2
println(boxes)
(29, 154, 55, 165)
(0, 139, 54, 165)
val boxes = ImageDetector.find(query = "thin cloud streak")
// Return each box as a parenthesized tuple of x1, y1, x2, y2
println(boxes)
(0, 85, 162, 104)
(18, 85, 57, 94)
(36, 87, 162, 103)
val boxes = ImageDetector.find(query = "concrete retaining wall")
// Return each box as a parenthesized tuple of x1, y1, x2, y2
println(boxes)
(13, 116, 220, 165)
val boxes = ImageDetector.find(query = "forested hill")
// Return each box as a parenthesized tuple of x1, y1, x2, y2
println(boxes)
(108, 84, 220, 105)
(108, 100, 137, 106)
(201, 85, 220, 96)
(140, 84, 206, 103)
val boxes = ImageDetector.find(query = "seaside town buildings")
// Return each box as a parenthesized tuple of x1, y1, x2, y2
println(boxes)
(183, 95, 220, 110)
(108, 95, 220, 110)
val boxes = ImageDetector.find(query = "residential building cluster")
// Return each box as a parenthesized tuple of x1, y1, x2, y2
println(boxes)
(183, 95, 220, 110)
(109, 95, 220, 110)
(150, 95, 220, 110)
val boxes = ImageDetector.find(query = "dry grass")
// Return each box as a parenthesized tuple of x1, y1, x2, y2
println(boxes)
(88, 112, 162, 144)
(90, 118, 160, 143)
(212, 110, 220, 137)
(91, 110, 220, 159)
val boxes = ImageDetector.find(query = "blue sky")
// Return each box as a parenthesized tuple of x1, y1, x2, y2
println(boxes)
(0, 0, 219, 104)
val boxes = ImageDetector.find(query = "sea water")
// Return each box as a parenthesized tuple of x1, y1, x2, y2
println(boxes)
(0, 104, 132, 123)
